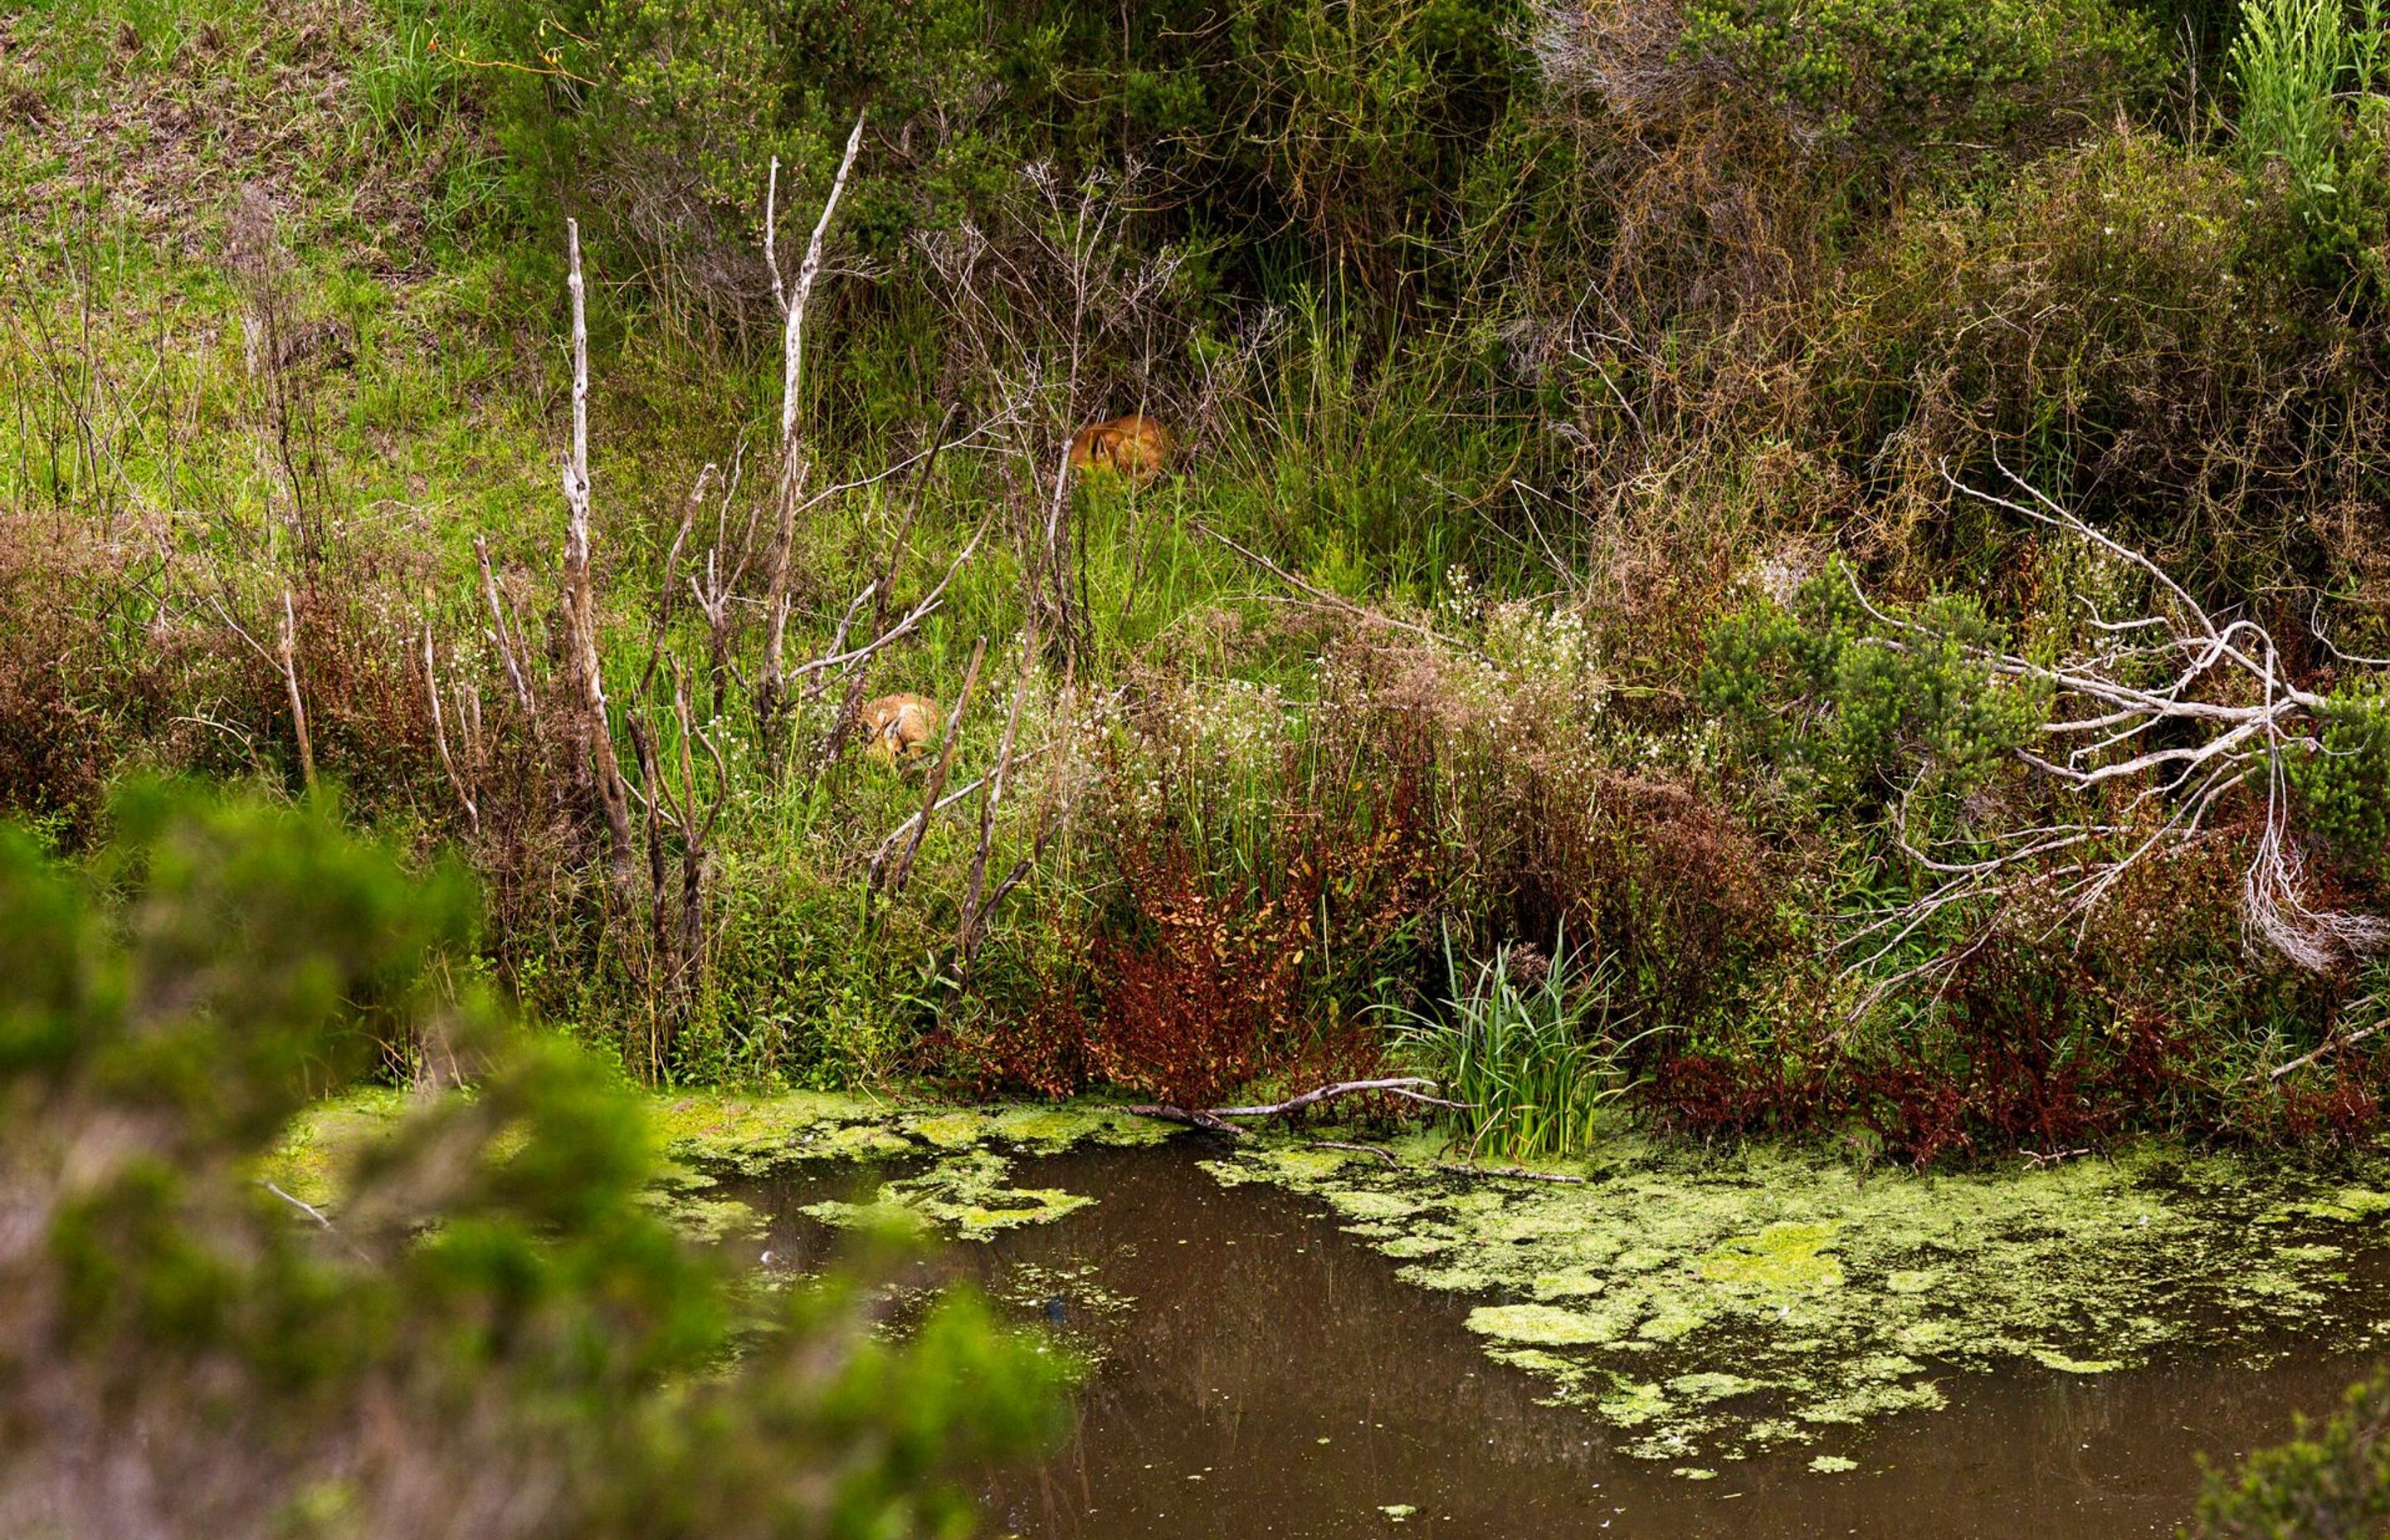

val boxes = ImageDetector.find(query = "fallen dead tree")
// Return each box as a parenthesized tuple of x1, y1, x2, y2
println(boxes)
(1841, 463, 2390, 1011)
(1129, 1076, 1470, 1133)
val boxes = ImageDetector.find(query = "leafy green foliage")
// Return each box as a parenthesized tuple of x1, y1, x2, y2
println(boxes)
(1807, 129, 2363, 585)
(2230, 0, 2390, 296)
(2189, 1368, 2390, 1538)
(2291, 690, 2390, 882)
(1700, 563, 2048, 807)
(1675, 0, 2163, 160)
(495, 0, 1526, 314)
(0, 782, 1063, 1538)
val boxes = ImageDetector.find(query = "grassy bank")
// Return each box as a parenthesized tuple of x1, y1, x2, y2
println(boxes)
(7, 0, 2390, 1162)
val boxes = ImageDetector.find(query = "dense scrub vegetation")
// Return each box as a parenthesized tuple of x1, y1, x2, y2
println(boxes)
(6, 0, 2390, 1162)
(0, 780, 1060, 1536)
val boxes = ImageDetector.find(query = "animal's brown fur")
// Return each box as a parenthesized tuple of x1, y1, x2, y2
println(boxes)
(1066, 414, 1175, 488)
(856, 693, 941, 766)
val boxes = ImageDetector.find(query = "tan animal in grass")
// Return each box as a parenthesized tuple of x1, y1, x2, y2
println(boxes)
(856, 693, 942, 767)
(1066, 413, 1175, 489)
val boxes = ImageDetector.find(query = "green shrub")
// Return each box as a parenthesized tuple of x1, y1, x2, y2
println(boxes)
(2190, 1367, 2390, 1538)
(1700, 561, 2048, 807)
(2290, 689, 2390, 883)
(1808, 129, 2374, 587)
(0, 781, 1064, 1538)
(486, 0, 1529, 324)
(1676, 0, 2164, 163)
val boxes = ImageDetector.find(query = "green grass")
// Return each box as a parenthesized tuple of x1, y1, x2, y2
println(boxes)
(4, 0, 2388, 1154)
(1387, 930, 1646, 1162)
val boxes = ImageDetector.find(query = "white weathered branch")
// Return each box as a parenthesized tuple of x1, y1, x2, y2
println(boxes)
(773, 111, 866, 449)
(1842, 465, 2389, 1007)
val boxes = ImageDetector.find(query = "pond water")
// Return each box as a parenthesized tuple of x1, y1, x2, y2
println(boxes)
(737, 1142, 2384, 1539)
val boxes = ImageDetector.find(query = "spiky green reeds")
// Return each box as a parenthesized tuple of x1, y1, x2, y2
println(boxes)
(1386, 930, 1645, 1162)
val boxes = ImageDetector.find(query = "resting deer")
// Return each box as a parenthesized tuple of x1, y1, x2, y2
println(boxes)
(1066, 413, 1174, 489)
(856, 693, 940, 767)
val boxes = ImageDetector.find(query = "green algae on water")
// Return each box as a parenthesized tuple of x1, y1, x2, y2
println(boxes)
(1467, 1303, 1615, 1347)
(656, 1093, 1173, 1175)
(1203, 1131, 2390, 1464)
(803, 1149, 1095, 1240)
(273, 1088, 1161, 1243)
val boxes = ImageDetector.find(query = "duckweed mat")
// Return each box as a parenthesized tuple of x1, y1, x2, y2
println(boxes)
(1201, 1133, 2390, 1464)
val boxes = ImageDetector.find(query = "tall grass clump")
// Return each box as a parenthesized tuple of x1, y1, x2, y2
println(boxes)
(2233, 0, 2353, 183)
(1388, 931, 1641, 1162)
(2230, 0, 2390, 290)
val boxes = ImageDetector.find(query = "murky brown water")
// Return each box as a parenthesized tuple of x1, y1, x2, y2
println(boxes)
(742, 1144, 2382, 1540)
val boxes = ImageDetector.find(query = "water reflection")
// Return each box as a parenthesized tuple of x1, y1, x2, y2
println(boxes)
(744, 1145, 2373, 1539)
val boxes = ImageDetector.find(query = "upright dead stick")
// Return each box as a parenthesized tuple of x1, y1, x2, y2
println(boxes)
(473, 534, 534, 719)
(773, 111, 866, 446)
(878, 635, 986, 899)
(422, 619, 477, 832)
(276, 587, 315, 793)
(756, 113, 868, 748)
(560, 220, 636, 889)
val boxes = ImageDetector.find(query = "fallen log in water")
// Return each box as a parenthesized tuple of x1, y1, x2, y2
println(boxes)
(1129, 1076, 1470, 1135)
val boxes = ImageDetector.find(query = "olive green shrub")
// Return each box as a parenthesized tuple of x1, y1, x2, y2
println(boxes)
(0, 781, 1062, 1540)
(2290, 690, 2390, 884)
(1700, 561, 2050, 807)
(1676, 0, 2164, 164)
(2190, 1368, 2390, 1538)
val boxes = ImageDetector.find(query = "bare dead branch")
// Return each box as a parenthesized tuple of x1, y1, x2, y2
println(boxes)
(1841, 465, 2390, 1010)
(876, 635, 987, 899)
(773, 111, 866, 446)
(276, 587, 315, 793)
(422, 619, 477, 834)
(474, 534, 534, 720)
(1193, 519, 1474, 654)
(560, 220, 636, 891)
(1128, 1077, 1473, 1133)
(2265, 1003, 2383, 1083)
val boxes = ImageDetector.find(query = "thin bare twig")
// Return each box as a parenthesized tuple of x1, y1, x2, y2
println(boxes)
(276, 589, 314, 792)
(1193, 519, 1472, 654)
(1129, 1078, 1472, 1132)
(876, 635, 987, 898)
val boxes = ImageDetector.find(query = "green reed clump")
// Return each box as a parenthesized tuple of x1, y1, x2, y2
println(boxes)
(2230, 0, 2390, 294)
(1387, 931, 1641, 1162)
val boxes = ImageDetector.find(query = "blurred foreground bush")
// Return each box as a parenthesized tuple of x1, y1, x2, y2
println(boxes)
(0, 781, 1062, 1540)
(2192, 1367, 2390, 1538)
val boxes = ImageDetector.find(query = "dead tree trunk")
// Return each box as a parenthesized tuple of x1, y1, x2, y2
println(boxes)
(754, 112, 867, 763)
(559, 220, 636, 894)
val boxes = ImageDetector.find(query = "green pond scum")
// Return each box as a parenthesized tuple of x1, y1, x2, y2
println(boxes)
(272, 1089, 2390, 1467)
(1201, 1131, 2390, 1464)
(269, 1088, 1169, 1240)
